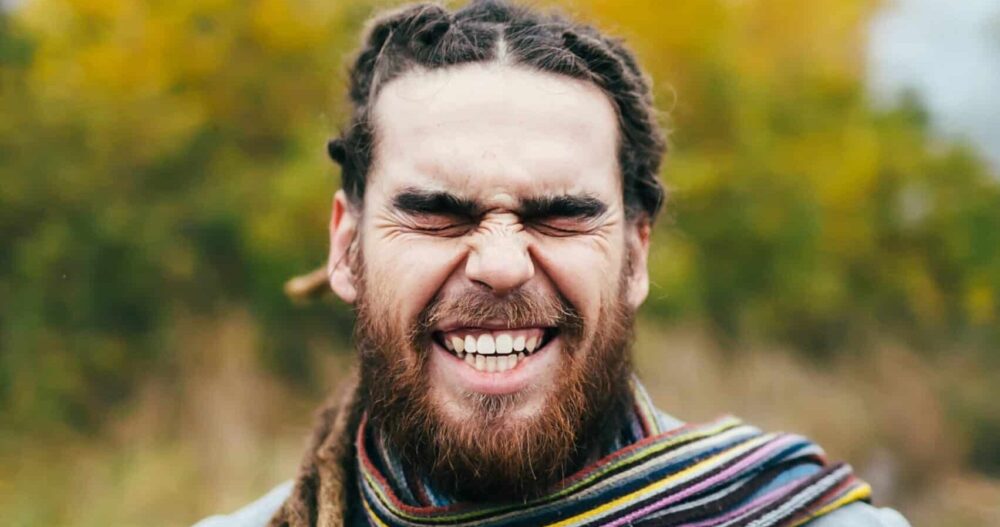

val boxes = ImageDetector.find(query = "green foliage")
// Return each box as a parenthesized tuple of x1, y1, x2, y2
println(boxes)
(596, 0, 1000, 356)
(0, 0, 370, 430)
(1, 0, 997, 469)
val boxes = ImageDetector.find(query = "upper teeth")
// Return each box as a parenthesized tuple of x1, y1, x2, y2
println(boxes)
(441, 328, 546, 372)
(476, 334, 495, 354)
(495, 333, 512, 354)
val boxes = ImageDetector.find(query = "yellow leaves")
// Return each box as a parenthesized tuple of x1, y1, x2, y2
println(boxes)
(75, 33, 167, 97)
(768, 121, 880, 254)
(559, 0, 878, 92)
(18, 0, 182, 138)
(586, 0, 730, 58)
(732, 0, 874, 82)
(68, 0, 127, 21)
(898, 255, 946, 325)
(645, 231, 704, 317)
(965, 278, 996, 326)
(666, 152, 731, 197)
(250, 0, 327, 53)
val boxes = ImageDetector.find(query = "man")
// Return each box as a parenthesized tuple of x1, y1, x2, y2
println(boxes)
(197, 1, 910, 525)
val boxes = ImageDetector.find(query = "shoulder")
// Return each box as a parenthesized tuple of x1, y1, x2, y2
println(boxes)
(655, 410, 911, 527)
(191, 480, 294, 527)
(805, 502, 911, 527)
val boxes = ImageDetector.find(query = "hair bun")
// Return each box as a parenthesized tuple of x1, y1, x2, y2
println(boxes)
(415, 13, 451, 46)
(326, 138, 347, 166)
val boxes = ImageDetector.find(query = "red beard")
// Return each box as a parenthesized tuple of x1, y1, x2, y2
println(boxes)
(353, 253, 636, 502)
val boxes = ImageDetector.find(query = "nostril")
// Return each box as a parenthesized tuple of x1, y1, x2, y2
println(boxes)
(464, 241, 534, 292)
(470, 278, 493, 291)
(471, 279, 523, 297)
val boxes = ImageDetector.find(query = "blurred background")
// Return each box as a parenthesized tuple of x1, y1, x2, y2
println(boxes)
(1, 0, 998, 525)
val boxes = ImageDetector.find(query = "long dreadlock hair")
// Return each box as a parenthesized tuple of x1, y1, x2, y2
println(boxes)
(327, 0, 667, 222)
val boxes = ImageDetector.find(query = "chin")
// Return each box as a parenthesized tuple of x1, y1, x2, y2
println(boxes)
(429, 377, 551, 426)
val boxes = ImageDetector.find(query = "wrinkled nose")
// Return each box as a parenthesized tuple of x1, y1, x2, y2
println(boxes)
(465, 233, 534, 296)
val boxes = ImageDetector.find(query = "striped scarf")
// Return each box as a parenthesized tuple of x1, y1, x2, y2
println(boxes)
(356, 381, 871, 527)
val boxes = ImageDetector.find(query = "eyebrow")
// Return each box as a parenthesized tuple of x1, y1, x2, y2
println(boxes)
(519, 194, 608, 220)
(392, 188, 483, 218)
(391, 187, 608, 220)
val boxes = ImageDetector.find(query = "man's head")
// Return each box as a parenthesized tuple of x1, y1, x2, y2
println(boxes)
(325, 0, 665, 501)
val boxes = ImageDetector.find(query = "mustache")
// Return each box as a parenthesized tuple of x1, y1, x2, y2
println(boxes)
(415, 287, 584, 337)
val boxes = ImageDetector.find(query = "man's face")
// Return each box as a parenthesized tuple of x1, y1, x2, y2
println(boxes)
(328, 63, 651, 499)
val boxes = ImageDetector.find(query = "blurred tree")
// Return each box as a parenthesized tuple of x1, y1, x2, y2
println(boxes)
(0, 0, 373, 431)
(576, 0, 1000, 357)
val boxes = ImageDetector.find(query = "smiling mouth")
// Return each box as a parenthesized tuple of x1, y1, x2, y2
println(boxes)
(432, 327, 559, 373)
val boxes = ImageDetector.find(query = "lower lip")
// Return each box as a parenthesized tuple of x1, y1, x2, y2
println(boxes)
(430, 336, 561, 395)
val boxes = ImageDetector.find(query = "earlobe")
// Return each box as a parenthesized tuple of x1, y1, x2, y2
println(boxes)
(626, 217, 651, 310)
(328, 190, 359, 304)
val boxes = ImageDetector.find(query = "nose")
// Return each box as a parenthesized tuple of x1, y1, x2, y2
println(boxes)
(465, 230, 534, 296)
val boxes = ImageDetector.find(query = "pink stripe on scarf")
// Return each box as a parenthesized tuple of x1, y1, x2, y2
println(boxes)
(681, 480, 802, 527)
(602, 435, 799, 527)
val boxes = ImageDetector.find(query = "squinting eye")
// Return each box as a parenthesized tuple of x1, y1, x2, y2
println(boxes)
(531, 217, 593, 236)
(417, 224, 468, 234)
(409, 215, 473, 236)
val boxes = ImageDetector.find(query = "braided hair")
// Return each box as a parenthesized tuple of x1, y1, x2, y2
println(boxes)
(328, 0, 666, 222)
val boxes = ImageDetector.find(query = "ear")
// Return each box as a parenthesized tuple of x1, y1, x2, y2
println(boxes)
(328, 190, 360, 304)
(625, 216, 652, 310)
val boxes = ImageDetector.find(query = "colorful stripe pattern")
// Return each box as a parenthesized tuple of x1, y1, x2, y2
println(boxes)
(355, 381, 871, 527)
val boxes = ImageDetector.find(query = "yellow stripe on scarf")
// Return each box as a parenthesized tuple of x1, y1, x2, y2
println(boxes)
(788, 483, 873, 527)
(548, 434, 773, 527)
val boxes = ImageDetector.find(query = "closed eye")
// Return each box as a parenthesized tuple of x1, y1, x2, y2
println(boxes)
(529, 216, 599, 236)
(406, 213, 475, 236)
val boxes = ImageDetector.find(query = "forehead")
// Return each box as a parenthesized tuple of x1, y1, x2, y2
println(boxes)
(368, 63, 621, 206)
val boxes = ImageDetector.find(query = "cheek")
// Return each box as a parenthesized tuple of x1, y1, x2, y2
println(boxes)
(532, 235, 624, 329)
(363, 234, 466, 327)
